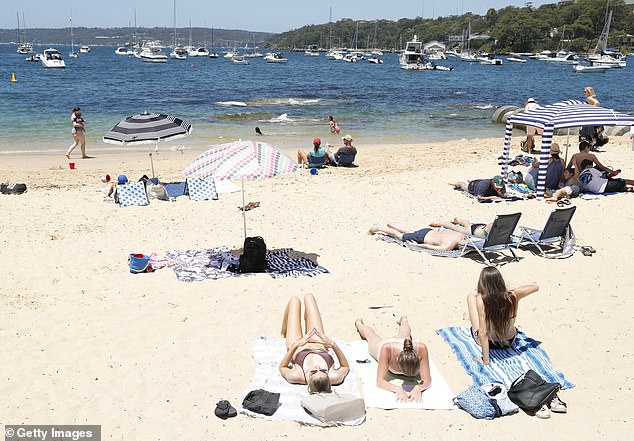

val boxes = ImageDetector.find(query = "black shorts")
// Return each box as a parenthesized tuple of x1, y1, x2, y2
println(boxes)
(605, 178, 627, 193)
(402, 228, 432, 244)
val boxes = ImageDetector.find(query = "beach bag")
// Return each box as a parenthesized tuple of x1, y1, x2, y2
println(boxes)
(301, 392, 366, 423)
(129, 253, 154, 274)
(242, 389, 280, 416)
(238, 236, 267, 273)
(561, 225, 576, 256)
(480, 383, 519, 417)
(454, 385, 500, 420)
(147, 183, 169, 201)
(508, 369, 560, 414)
(1, 183, 27, 195)
(595, 126, 609, 147)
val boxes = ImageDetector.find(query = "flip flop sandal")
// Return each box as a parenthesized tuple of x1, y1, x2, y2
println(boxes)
(583, 246, 596, 253)
(557, 198, 571, 207)
(214, 400, 237, 419)
(581, 247, 593, 257)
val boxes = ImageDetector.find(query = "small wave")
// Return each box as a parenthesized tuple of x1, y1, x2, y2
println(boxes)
(270, 113, 291, 122)
(215, 101, 248, 107)
(475, 104, 494, 110)
(247, 97, 322, 106)
(215, 112, 273, 121)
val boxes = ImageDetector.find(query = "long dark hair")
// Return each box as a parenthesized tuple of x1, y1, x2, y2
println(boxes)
(477, 267, 517, 339)
(397, 339, 420, 376)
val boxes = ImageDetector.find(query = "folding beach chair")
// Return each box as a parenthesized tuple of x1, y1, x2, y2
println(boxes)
(307, 152, 327, 169)
(516, 206, 576, 258)
(460, 212, 522, 265)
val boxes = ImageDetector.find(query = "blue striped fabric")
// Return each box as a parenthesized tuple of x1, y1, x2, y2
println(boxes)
(265, 249, 329, 278)
(501, 100, 634, 198)
(437, 326, 574, 390)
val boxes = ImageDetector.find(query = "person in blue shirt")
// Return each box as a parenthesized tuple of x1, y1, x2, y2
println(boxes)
(297, 138, 329, 168)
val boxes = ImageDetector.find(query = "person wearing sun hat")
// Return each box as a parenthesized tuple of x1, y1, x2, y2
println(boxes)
(327, 134, 358, 167)
(524, 142, 565, 190)
(297, 137, 328, 168)
(449, 175, 507, 201)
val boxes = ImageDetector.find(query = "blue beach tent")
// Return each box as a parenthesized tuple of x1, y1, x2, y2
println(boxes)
(500, 100, 634, 198)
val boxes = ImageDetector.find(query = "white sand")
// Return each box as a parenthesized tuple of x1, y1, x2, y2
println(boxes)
(2, 136, 633, 439)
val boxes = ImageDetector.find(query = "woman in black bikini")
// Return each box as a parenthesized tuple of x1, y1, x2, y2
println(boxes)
(429, 217, 492, 239)
(467, 266, 539, 365)
(279, 294, 350, 393)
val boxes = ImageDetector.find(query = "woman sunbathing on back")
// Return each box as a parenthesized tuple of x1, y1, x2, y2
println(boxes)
(467, 266, 539, 365)
(355, 316, 431, 402)
(279, 294, 350, 393)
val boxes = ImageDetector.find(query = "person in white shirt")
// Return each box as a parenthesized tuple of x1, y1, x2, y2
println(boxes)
(578, 159, 634, 194)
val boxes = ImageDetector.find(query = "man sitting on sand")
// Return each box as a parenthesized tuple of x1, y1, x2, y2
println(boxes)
(449, 176, 507, 201)
(578, 159, 634, 194)
(328, 134, 357, 166)
(544, 167, 580, 203)
(369, 224, 466, 251)
(567, 141, 616, 184)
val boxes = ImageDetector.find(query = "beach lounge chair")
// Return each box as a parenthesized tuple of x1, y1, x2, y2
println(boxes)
(460, 212, 522, 265)
(307, 152, 327, 168)
(515, 206, 576, 257)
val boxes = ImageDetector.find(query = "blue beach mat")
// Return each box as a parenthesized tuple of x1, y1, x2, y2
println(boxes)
(437, 326, 574, 390)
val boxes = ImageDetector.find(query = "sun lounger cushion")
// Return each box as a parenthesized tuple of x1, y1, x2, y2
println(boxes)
(185, 177, 218, 201)
(117, 181, 149, 207)
(301, 393, 365, 424)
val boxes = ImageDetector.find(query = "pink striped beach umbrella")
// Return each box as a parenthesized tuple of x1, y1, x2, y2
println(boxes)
(182, 140, 299, 237)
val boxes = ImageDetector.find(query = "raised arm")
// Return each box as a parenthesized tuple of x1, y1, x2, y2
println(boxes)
(510, 284, 539, 301)
(313, 330, 350, 385)
(589, 154, 612, 173)
(376, 344, 409, 402)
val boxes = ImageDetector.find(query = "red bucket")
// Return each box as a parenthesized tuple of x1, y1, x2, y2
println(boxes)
(69, 162, 76, 170)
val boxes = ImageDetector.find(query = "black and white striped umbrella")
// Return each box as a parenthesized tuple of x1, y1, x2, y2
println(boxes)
(103, 112, 192, 145)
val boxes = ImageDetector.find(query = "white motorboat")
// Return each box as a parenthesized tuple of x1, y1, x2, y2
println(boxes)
(25, 53, 42, 62)
(139, 47, 167, 63)
(188, 47, 209, 57)
(17, 43, 34, 54)
(325, 49, 344, 60)
(343, 53, 358, 63)
(399, 35, 424, 69)
(305, 44, 320, 56)
(428, 51, 447, 60)
(367, 56, 383, 64)
(506, 56, 527, 63)
(588, 54, 626, 68)
(232, 55, 249, 65)
(115, 46, 135, 56)
(264, 52, 287, 63)
(208, 51, 218, 58)
(573, 64, 610, 73)
(40, 48, 66, 68)
(458, 52, 479, 62)
(478, 54, 503, 65)
(170, 46, 188, 60)
(224, 50, 238, 59)
(541, 50, 578, 64)
(80, 45, 90, 53)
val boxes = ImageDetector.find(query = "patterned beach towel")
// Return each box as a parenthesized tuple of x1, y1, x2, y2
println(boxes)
(437, 326, 574, 390)
(166, 248, 329, 282)
(454, 187, 529, 203)
(375, 235, 464, 258)
(241, 337, 364, 426)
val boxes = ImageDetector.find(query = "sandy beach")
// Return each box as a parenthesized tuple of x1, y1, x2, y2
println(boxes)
(2, 135, 633, 440)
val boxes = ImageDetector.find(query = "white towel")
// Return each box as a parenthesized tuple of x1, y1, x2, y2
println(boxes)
(346, 340, 456, 410)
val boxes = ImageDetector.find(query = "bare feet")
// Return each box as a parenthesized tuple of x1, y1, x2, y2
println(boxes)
(368, 226, 380, 235)
(354, 319, 364, 336)
(429, 221, 442, 227)
(397, 315, 408, 326)
(65, 154, 70, 159)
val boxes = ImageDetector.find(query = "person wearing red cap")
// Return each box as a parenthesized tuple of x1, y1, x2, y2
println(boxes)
(297, 137, 329, 168)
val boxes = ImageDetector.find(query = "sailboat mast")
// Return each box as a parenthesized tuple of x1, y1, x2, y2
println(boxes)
(173, 0, 177, 48)
(16, 12, 21, 45)
(328, 7, 332, 50)
(70, 14, 74, 52)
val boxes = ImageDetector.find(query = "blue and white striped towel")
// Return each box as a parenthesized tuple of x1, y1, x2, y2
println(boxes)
(437, 326, 574, 390)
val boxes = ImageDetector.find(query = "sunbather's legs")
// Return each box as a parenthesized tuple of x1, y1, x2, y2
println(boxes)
(396, 315, 413, 340)
(355, 319, 383, 360)
(386, 224, 412, 234)
(466, 293, 480, 334)
(297, 149, 308, 165)
(281, 296, 303, 349)
(303, 294, 325, 335)
(428, 220, 471, 235)
(448, 181, 469, 191)
(368, 225, 405, 240)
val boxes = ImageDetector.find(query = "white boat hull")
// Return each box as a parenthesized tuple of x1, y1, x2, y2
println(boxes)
(573, 65, 610, 73)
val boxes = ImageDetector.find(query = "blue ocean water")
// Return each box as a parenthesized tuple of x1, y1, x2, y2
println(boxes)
(1, 44, 633, 153)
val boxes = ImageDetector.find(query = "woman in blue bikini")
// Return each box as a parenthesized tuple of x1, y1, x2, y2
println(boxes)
(279, 294, 350, 393)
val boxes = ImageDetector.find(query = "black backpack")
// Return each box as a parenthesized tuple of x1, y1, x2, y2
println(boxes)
(238, 236, 267, 273)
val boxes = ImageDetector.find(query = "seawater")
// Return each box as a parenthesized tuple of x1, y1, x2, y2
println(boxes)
(1, 44, 633, 154)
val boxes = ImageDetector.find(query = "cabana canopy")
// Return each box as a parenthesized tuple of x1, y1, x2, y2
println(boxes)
(500, 100, 634, 198)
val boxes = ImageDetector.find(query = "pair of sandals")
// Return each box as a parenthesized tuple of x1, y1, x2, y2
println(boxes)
(215, 400, 237, 419)
(557, 198, 572, 207)
(580, 246, 596, 257)
(238, 201, 260, 211)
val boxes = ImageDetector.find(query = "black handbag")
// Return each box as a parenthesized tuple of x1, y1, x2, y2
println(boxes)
(508, 369, 560, 414)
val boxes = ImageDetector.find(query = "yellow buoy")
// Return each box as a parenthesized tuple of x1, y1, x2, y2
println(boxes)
(11, 72, 17, 83)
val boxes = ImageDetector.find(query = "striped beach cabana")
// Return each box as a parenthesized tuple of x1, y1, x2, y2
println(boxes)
(500, 100, 634, 198)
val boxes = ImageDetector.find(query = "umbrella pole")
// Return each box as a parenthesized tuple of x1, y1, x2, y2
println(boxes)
(149, 148, 156, 179)
(241, 179, 247, 239)
(564, 128, 570, 165)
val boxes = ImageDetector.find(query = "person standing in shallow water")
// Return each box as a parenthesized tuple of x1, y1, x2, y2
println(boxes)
(66, 106, 88, 159)
(328, 115, 340, 134)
